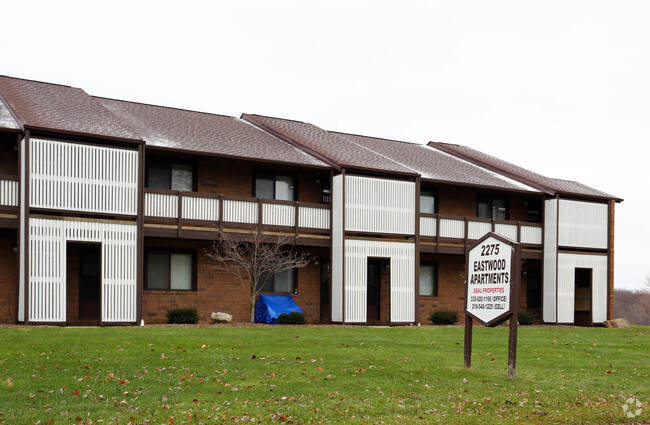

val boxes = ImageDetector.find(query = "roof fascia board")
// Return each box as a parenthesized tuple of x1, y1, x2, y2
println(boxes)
(420, 177, 543, 195)
(241, 114, 342, 171)
(428, 141, 556, 196)
(143, 145, 333, 171)
(24, 125, 144, 146)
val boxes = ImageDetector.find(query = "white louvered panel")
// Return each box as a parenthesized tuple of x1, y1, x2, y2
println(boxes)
(557, 253, 608, 324)
(28, 218, 137, 323)
(223, 200, 258, 224)
(0, 179, 19, 206)
(558, 200, 608, 249)
(182, 196, 219, 221)
(18, 137, 27, 322)
(262, 203, 295, 227)
(494, 223, 517, 242)
(543, 199, 558, 323)
(468, 221, 491, 240)
(298, 206, 330, 229)
(29, 138, 138, 215)
(419, 216, 436, 237)
(344, 239, 415, 323)
(145, 193, 178, 218)
(520, 226, 542, 245)
(344, 176, 415, 235)
(331, 175, 344, 322)
(439, 218, 464, 238)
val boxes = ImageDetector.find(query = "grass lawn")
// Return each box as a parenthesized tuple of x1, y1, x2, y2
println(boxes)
(0, 325, 647, 425)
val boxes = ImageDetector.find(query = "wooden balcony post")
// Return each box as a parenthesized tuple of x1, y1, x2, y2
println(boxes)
(294, 201, 300, 239)
(177, 191, 183, 238)
(218, 194, 223, 232)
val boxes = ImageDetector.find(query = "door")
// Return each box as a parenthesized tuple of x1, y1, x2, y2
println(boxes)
(526, 270, 541, 319)
(574, 268, 592, 326)
(320, 260, 331, 322)
(367, 260, 381, 322)
(79, 244, 102, 321)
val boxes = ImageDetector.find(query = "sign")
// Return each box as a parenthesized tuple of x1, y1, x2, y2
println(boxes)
(464, 232, 521, 380)
(466, 234, 513, 326)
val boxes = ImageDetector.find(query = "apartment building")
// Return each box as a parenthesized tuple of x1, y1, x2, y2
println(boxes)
(0, 76, 620, 326)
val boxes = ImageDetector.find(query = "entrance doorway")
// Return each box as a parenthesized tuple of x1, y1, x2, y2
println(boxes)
(320, 260, 331, 322)
(67, 243, 102, 324)
(526, 270, 541, 319)
(367, 260, 381, 322)
(574, 268, 592, 326)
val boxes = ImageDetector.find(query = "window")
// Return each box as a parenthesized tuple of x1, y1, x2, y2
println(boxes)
(260, 269, 296, 293)
(420, 190, 436, 214)
(255, 172, 295, 201)
(419, 263, 437, 297)
(146, 249, 195, 290)
(526, 198, 542, 223)
(478, 194, 508, 220)
(147, 157, 195, 191)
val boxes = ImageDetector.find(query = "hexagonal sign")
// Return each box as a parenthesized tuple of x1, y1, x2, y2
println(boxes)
(465, 232, 516, 326)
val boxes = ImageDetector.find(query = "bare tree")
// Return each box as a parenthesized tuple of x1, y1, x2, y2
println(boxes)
(205, 229, 311, 322)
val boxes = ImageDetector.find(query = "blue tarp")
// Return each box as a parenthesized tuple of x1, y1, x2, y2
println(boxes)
(254, 294, 303, 324)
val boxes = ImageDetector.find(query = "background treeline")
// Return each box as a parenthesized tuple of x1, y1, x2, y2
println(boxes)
(613, 289, 650, 325)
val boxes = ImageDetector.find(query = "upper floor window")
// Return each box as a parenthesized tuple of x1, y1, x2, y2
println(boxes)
(147, 157, 195, 192)
(478, 194, 508, 220)
(420, 190, 437, 214)
(145, 248, 195, 291)
(260, 269, 296, 293)
(420, 263, 437, 297)
(526, 198, 542, 223)
(255, 172, 295, 201)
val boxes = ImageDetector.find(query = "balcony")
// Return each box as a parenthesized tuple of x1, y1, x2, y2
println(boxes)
(419, 213, 542, 255)
(144, 189, 331, 245)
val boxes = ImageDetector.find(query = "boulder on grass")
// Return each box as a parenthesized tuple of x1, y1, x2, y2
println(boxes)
(211, 312, 233, 323)
(604, 318, 630, 329)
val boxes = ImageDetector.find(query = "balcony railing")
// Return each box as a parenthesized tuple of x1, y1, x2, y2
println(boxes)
(420, 213, 542, 245)
(144, 189, 331, 233)
(0, 175, 19, 208)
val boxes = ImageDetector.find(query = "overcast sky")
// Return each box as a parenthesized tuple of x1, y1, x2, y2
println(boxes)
(3, 1, 649, 290)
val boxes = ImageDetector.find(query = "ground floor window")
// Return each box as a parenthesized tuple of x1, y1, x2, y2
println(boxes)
(260, 269, 296, 293)
(145, 249, 195, 290)
(419, 263, 438, 297)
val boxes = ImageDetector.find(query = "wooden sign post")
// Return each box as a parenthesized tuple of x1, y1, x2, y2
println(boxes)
(464, 232, 521, 380)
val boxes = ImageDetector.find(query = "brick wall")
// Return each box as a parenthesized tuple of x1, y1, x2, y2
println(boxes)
(0, 134, 19, 175)
(142, 238, 327, 324)
(196, 157, 329, 203)
(419, 254, 466, 324)
(0, 229, 18, 323)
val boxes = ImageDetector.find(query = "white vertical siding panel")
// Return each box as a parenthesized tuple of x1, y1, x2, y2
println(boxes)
(520, 226, 542, 245)
(344, 176, 415, 235)
(468, 221, 491, 240)
(223, 200, 258, 224)
(262, 203, 295, 227)
(181, 196, 219, 221)
(543, 199, 558, 322)
(145, 193, 178, 218)
(558, 200, 608, 249)
(19, 138, 26, 322)
(29, 138, 138, 216)
(557, 253, 608, 324)
(27, 218, 137, 323)
(419, 216, 437, 237)
(0, 180, 19, 206)
(331, 175, 343, 322)
(298, 206, 330, 229)
(440, 218, 464, 238)
(494, 223, 518, 242)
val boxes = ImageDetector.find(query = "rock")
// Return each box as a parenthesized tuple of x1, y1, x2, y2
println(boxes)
(604, 318, 630, 329)
(211, 312, 233, 323)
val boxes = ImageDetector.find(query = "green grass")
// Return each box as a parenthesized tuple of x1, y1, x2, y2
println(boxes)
(0, 325, 647, 424)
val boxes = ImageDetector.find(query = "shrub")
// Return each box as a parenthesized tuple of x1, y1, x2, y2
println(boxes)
(518, 310, 535, 326)
(429, 310, 458, 325)
(166, 307, 199, 324)
(277, 311, 306, 325)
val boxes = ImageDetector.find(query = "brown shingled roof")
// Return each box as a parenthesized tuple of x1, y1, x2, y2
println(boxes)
(0, 76, 141, 141)
(96, 98, 330, 168)
(429, 142, 621, 201)
(242, 114, 417, 176)
(335, 132, 540, 193)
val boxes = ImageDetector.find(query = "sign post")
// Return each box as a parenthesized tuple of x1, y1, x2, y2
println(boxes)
(464, 232, 520, 379)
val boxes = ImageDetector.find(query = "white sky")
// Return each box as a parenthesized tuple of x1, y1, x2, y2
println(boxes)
(2, 1, 649, 290)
